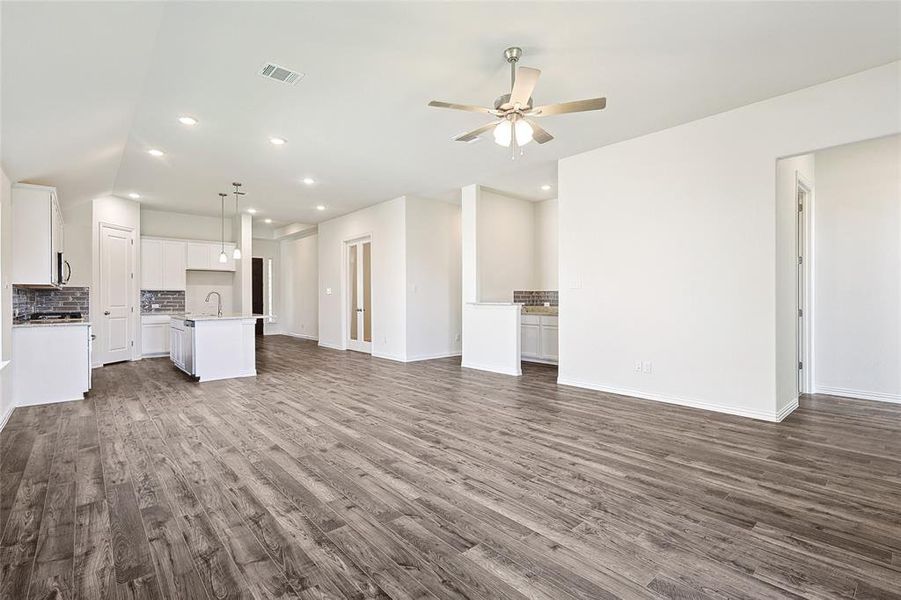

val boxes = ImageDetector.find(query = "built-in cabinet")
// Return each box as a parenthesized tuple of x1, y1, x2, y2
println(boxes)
(12, 324, 91, 405)
(141, 315, 171, 356)
(186, 241, 236, 272)
(169, 317, 191, 373)
(140, 236, 235, 291)
(141, 238, 187, 290)
(521, 314, 558, 363)
(11, 183, 66, 287)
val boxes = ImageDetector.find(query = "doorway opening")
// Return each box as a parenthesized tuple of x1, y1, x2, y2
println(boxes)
(345, 236, 372, 353)
(252, 257, 264, 335)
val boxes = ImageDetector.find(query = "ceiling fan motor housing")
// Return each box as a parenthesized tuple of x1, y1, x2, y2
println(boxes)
(494, 93, 533, 111)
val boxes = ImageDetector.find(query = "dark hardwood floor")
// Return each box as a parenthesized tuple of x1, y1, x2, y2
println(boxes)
(2, 335, 900, 600)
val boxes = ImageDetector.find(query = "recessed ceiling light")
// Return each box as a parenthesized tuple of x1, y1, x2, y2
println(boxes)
(264, 218, 272, 224)
(269, 137, 287, 145)
(178, 116, 198, 126)
(127, 192, 141, 199)
(316, 205, 326, 211)
(147, 149, 164, 157)
(540, 184, 552, 191)
(247, 208, 257, 214)
(302, 177, 315, 185)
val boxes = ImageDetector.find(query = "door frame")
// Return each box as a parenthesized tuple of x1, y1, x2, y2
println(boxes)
(796, 173, 814, 395)
(342, 234, 372, 353)
(97, 221, 136, 365)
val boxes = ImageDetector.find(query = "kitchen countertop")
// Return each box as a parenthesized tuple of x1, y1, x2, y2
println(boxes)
(13, 319, 92, 328)
(172, 313, 267, 322)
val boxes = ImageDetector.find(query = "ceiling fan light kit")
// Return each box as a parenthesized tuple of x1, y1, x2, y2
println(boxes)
(428, 46, 606, 158)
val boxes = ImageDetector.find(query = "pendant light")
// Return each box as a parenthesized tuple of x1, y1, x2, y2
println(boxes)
(218, 193, 228, 264)
(231, 182, 244, 260)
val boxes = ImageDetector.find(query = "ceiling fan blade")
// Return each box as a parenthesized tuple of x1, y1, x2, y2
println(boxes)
(526, 119, 554, 144)
(453, 121, 499, 143)
(509, 67, 541, 108)
(529, 97, 607, 116)
(428, 100, 497, 114)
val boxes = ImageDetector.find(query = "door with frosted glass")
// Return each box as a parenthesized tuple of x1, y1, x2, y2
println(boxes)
(346, 238, 372, 353)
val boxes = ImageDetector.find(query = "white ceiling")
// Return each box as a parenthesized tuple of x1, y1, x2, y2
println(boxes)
(2, 2, 898, 224)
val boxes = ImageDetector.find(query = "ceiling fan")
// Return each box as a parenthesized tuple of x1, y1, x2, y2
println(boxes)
(428, 47, 606, 157)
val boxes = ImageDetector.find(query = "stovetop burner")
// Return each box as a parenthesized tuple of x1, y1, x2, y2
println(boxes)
(28, 312, 83, 321)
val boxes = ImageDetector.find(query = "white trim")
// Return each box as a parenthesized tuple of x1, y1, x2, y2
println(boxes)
(372, 351, 407, 362)
(556, 377, 796, 422)
(16, 395, 85, 408)
(814, 386, 901, 404)
(775, 397, 800, 421)
(462, 361, 521, 377)
(796, 172, 815, 394)
(0, 359, 13, 430)
(404, 351, 462, 363)
(282, 332, 319, 341)
(522, 357, 558, 366)
(318, 340, 345, 351)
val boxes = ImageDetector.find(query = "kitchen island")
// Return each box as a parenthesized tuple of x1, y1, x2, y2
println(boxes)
(169, 314, 265, 382)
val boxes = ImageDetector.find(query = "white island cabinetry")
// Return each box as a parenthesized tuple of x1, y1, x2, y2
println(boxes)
(521, 314, 558, 364)
(169, 315, 263, 382)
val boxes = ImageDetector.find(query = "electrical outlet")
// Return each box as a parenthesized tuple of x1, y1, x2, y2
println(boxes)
(325, 287, 332, 295)
(151, 303, 160, 309)
(455, 333, 461, 342)
(642, 361, 653, 374)
(634, 360, 643, 372)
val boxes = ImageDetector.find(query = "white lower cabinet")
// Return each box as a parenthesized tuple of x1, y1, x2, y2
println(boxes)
(142, 315, 172, 356)
(521, 314, 558, 363)
(12, 324, 91, 406)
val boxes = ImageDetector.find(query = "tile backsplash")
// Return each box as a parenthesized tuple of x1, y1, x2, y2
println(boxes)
(141, 290, 185, 314)
(13, 286, 90, 320)
(513, 290, 559, 306)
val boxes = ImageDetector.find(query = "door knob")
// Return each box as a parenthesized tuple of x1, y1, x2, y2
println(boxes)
(103, 311, 110, 316)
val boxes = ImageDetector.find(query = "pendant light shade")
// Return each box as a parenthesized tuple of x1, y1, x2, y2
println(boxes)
(233, 246, 242, 260)
(219, 250, 228, 263)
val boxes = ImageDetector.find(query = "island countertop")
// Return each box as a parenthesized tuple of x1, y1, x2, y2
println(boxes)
(172, 313, 267, 322)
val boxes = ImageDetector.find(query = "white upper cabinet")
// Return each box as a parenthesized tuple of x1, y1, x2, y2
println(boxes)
(185, 241, 235, 272)
(161, 240, 187, 289)
(12, 184, 65, 287)
(141, 238, 187, 290)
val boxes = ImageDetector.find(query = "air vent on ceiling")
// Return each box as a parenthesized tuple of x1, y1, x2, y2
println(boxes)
(258, 62, 304, 86)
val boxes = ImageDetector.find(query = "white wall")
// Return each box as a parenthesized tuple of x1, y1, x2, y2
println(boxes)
(185, 271, 235, 315)
(92, 195, 141, 366)
(0, 167, 13, 427)
(558, 61, 900, 421)
(141, 209, 233, 242)
(318, 197, 407, 360)
(406, 197, 462, 360)
(253, 238, 282, 335)
(233, 214, 252, 313)
(477, 189, 535, 301)
(534, 198, 559, 290)
(280, 233, 319, 340)
(775, 153, 815, 413)
(813, 134, 901, 402)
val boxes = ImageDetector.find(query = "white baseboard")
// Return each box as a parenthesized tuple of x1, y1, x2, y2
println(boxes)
(317, 340, 345, 351)
(372, 351, 407, 363)
(556, 377, 795, 422)
(281, 332, 319, 341)
(522, 357, 558, 366)
(461, 361, 521, 377)
(405, 351, 462, 363)
(813, 385, 901, 404)
(0, 404, 14, 432)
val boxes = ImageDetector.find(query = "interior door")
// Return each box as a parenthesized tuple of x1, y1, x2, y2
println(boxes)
(100, 224, 134, 364)
(346, 238, 372, 353)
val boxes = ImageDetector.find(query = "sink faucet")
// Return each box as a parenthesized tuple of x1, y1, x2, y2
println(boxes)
(205, 291, 222, 317)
